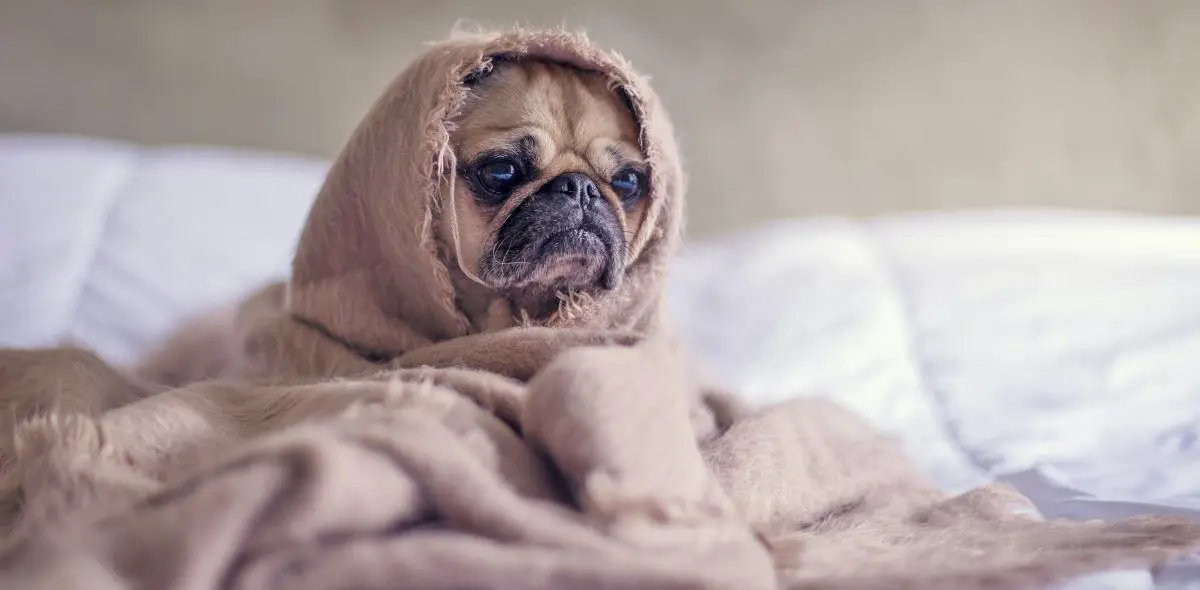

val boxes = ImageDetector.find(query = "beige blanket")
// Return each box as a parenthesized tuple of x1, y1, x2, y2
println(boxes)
(1, 28, 1198, 590)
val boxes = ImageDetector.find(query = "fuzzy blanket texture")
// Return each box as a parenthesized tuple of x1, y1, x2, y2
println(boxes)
(1, 28, 1198, 590)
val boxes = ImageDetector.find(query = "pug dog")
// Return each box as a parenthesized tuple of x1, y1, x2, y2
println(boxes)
(443, 59, 650, 323)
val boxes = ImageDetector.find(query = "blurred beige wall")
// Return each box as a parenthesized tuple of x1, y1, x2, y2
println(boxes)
(2, 0, 1198, 236)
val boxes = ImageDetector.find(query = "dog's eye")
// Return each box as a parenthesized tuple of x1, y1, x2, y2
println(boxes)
(480, 160, 518, 189)
(611, 168, 646, 203)
(475, 159, 523, 201)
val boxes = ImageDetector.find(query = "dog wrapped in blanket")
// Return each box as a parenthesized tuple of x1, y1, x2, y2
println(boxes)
(0, 27, 1198, 590)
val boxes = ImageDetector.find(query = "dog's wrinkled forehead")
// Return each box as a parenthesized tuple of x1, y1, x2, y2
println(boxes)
(454, 58, 644, 177)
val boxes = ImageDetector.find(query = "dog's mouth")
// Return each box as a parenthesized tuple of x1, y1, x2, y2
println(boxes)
(518, 222, 617, 291)
(538, 227, 607, 258)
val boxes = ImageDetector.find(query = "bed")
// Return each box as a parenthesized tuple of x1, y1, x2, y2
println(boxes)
(2, 133, 1198, 588)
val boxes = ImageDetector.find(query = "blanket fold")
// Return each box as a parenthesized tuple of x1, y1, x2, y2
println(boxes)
(1, 26, 1198, 590)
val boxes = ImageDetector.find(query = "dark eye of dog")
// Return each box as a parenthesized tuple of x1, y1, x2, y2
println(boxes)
(475, 158, 524, 203)
(611, 168, 646, 204)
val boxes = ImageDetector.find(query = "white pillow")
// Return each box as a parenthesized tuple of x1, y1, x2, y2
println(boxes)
(0, 134, 327, 364)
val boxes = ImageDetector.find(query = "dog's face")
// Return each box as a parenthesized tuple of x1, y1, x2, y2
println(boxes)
(447, 59, 648, 307)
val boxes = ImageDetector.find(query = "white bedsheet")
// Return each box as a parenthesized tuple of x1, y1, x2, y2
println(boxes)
(2, 134, 1198, 588)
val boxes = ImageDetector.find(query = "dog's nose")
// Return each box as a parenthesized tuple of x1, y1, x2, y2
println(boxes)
(545, 172, 601, 203)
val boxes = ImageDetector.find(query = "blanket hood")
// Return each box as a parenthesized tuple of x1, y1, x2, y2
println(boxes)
(287, 28, 686, 359)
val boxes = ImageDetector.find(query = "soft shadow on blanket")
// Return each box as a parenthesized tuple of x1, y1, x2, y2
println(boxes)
(1, 27, 1198, 590)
